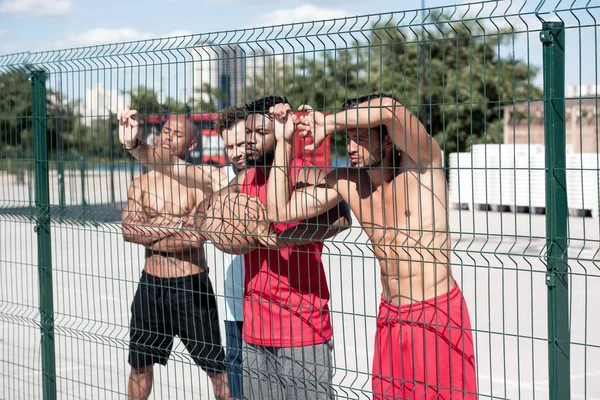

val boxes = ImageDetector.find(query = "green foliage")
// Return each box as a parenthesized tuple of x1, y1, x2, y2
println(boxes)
(244, 17, 543, 157)
(0, 70, 32, 150)
(0, 70, 92, 158)
(194, 83, 226, 113)
(128, 86, 162, 114)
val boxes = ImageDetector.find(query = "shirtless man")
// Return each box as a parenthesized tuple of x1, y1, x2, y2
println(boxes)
(119, 102, 351, 399)
(266, 95, 477, 399)
(120, 113, 229, 400)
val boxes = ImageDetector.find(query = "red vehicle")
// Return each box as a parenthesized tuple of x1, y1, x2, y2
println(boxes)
(139, 112, 331, 170)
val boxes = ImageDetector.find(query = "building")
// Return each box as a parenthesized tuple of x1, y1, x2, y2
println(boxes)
(503, 85, 599, 152)
(192, 41, 248, 110)
(192, 41, 296, 109)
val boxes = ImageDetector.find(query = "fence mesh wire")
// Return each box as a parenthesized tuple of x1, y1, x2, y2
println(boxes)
(1, 1, 599, 399)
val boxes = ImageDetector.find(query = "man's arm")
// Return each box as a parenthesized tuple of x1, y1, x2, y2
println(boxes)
(121, 179, 182, 247)
(272, 201, 351, 247)
(148, 199, 205, 253)
(130, 144, 227, 193)
(266, 106, 344, 224)
(117, 108, 227, 192)
(331, 97, 442, 167)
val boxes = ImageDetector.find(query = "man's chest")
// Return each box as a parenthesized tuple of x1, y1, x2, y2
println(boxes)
(344, 176, 415, 235)
(142, 180, 196, 215)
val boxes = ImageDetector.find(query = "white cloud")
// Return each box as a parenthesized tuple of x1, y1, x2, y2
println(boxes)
(164, 29, 194, 37)
(257, 3, 349, 27)
(0, 0, 72, 15)
(55, 28, 194, 49)
(57, 28, 154, 47)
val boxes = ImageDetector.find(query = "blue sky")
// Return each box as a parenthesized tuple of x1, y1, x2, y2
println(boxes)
(0, 0, 598, 90)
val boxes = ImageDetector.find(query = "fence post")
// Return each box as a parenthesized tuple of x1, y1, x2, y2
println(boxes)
(541, 21, 570, 400)
(57, 151, 65, 218)
(31, 69, 57, 400)
(80, 156, 87, 207)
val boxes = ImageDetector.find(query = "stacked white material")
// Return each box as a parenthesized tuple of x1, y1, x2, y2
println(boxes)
(567, 153, 600, 215)
(498, 145, 516, 208)
(529, 146, 546, 209)
(472, 144, 504, 208)
(567, 154, 584, 212)
(513, 145, 545, 209)
(588, 154, 600, 218)
(448, 152, 473, 208)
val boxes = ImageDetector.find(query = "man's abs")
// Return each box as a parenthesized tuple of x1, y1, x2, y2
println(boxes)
(374, 241, 454, 306)
(144, 248, 208, 278)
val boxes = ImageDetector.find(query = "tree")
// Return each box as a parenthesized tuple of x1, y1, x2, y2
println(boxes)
(0, 70, 91, 159)
(244, 16, 542, 158)
(193, 83, 226, 113)
(0, 70, 32, 152)
(127, 86, 163, 114)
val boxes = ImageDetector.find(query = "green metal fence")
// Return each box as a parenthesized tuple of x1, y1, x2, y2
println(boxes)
(1, 1, 599, 399)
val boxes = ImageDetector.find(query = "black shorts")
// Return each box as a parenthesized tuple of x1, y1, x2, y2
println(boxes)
(128, 270, 226, 373)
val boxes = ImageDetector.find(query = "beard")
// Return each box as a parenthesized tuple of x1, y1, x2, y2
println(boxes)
(246, 149, 275, 167)
(351, 154, 382, 169)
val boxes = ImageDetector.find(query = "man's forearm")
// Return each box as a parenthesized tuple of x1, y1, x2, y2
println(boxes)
(331, 98, 392, 134)
(266, 139, 295, 221)
(272, 201, 351, 246)
(130, 144, 220, 191)
(149, 229, 204, 252)
(122, 217, 183, 246)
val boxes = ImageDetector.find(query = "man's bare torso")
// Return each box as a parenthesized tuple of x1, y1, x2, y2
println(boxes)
(336, 155, 453, 305)
(139, 171, 207, 278)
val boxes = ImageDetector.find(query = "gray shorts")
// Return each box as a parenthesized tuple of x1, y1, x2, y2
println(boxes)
(243, 340, 334, 400)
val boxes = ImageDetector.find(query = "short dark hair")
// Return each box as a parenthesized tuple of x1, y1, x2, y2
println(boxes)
(245, 95, 291, 115)
(214, 105, 246, 135)
(341, 93, 401, 137)
(341, 93, 399, 110)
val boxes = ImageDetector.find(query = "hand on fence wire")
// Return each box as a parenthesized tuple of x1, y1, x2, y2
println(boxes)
(269, 103, 298, 143)
(117, 108, 140, 150)
(296, 105, 333, 151)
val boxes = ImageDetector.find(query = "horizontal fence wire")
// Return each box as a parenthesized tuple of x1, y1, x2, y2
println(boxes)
(0, 1, 599, 399)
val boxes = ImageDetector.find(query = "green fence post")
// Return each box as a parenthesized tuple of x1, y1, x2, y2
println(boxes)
(541, 21, 570, 400)
(57, 152, 65, 218)
(31, 69, 57, 400)
(80, 156, 87, 207)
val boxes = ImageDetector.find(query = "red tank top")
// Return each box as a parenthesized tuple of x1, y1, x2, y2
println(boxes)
(240, 158, 333, 347)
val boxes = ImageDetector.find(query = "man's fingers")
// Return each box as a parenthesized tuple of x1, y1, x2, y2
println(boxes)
(125, 109, 137, 121)
(120, 108, 131, 123)
(304, 143, 317, 152)
(298, 104, 313, 112)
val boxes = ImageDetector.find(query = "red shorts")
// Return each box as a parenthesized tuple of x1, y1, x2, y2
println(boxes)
(372, 283, 477, 399)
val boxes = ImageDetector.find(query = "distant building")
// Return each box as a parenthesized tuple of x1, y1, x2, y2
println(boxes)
(78, 83, 130, 126)
(503, 85, 599, 153)
(192, 41, 295, 109)
(192, 42, 247, 109)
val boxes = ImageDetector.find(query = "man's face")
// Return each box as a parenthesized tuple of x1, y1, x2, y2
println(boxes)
(158, 116, 196, 160)
(346, 127, 384, 168)
(245, 113, 276, 166)
(222, 119, 247, 171)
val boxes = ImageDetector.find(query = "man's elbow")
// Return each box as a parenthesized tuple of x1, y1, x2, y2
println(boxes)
(332, 201, 352, 229)
(267, 206, 296, 224)
(121, 225, 141, 244)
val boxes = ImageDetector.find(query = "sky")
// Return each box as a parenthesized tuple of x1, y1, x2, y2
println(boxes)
(0, 0, 598, 90)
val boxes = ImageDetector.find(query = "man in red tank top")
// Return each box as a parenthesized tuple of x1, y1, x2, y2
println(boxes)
(239, 96, 351, 400)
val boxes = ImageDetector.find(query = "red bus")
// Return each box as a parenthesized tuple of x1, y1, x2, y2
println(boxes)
(139, 112, 331, 170)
